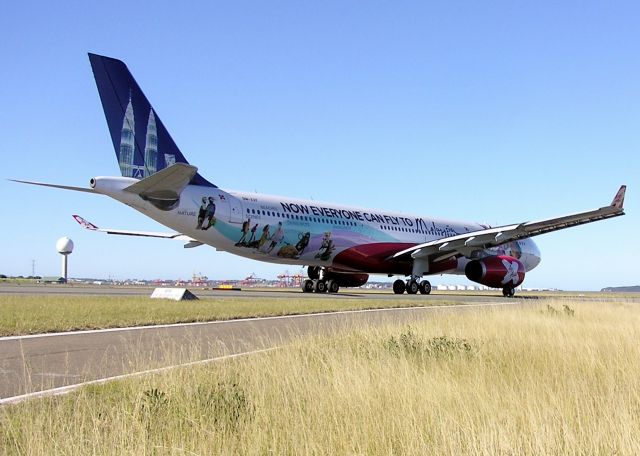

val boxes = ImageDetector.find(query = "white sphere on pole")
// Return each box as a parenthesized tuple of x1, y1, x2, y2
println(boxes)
(56, 237, 74, 255)
(56, 237, 74, 282)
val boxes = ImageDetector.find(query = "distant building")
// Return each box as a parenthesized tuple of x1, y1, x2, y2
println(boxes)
(38, 276, 65, 284)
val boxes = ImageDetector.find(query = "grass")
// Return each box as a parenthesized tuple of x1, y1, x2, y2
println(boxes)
(2, 299, 640, 454)
(0, 278, 39, 284)
(0, 294, 465, 336)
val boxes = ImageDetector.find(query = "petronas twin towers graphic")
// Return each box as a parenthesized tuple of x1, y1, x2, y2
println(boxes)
(118, 94, 175, 178)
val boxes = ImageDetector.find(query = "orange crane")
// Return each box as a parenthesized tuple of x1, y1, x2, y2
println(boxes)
(277, 270, 304, 288)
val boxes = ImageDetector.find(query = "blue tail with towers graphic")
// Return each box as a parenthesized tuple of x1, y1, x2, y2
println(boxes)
(88, 53, 215, 187)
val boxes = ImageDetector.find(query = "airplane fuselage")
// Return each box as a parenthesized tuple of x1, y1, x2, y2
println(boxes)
(94, 176, 542, 278)
(13, 54, 625, 296)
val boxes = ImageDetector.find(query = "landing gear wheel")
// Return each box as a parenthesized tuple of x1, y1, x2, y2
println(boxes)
(327, 280, 340, 294)
(419, 280, 432, 295)
(314, 280, 327, 293)
(302, 279, 314, 293)
(393, 279, 406, 294)
(406, 280, 419, 295)
(502, 287, 515, 298)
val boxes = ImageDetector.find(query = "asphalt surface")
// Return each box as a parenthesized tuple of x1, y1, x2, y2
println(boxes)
(0, 293, 526, 402)
(0, 283, 509, 301)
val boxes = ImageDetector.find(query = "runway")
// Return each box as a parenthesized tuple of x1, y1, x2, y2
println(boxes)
(0, 283, 510, 301)
(0, 298, 528, 404)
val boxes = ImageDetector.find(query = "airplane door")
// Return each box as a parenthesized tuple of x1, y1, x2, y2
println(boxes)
(228, 196, 244, 224)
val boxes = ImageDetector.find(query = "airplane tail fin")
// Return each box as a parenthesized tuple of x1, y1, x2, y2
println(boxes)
(88, 53, 215, 187)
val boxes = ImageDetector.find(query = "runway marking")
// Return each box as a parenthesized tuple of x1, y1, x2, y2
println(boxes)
(0, 347, 277, 406)
(0, 300, 518, 341)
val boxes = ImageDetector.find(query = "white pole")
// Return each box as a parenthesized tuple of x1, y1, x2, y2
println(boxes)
(61, 254, 68, 283)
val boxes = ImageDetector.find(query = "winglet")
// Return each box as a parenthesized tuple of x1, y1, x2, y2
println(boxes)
(73, 215, 99, 231)
(611, 185, 626, 209)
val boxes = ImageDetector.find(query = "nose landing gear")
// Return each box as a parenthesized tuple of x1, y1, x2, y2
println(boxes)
(502, 287, 515, 298)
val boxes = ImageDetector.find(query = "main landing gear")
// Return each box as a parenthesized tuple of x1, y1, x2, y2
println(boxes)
(502, 287, 515, 298)
(393, 278, 431, 295)
(302, 278, 340, 294)
(302, 266, 340, 294)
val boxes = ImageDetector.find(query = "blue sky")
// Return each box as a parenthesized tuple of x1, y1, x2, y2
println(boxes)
(1, 1, 637, 290)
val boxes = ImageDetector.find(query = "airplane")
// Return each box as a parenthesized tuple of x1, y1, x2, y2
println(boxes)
(12, 53, 626, 297)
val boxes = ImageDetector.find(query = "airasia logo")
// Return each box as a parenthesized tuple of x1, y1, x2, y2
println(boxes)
(465, 255, 525, 288)
(501, 259, 520, 285)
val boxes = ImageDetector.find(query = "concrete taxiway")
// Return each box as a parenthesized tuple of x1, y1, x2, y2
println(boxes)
(0, 298, 527, 403)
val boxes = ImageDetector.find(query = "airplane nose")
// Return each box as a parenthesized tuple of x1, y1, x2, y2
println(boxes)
(526, 239, 542, 270)
(529, 253, 541, 270)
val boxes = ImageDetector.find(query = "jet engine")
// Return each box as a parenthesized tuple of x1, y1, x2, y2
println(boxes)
(464, 255, 525, 288)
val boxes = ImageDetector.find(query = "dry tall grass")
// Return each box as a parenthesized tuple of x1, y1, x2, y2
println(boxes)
(2, 299, 639, 454)
(0, 294, 460, 336)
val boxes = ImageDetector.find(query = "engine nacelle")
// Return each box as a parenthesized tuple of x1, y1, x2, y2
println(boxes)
(465, 255, 525, 289)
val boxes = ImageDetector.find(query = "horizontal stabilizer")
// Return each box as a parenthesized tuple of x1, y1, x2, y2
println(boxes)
(123, 162, 197, 198)
(72, 215, 199, 247)
(9, 179, 95, 193)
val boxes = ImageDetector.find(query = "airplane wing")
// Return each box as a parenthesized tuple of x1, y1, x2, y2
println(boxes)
(390, 185, 626, 262)
(72, 215, 204, 248)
